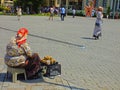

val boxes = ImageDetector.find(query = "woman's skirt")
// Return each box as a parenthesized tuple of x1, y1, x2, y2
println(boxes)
(93, 24, 102, 38)
(25, 53, 41, 78)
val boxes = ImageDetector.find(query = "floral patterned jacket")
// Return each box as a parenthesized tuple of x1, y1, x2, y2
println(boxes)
(4, 37, 32, 67)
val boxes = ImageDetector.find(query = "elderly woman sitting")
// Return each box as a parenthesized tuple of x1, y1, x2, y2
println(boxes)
(4, 28, 41, 79)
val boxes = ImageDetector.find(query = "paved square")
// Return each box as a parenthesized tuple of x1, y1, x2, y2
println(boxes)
(0, 15, 120, 90)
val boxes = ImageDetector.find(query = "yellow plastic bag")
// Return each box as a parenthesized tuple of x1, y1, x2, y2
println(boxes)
(41, 56, 56, 65)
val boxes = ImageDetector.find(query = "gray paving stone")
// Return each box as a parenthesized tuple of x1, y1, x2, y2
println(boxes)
(0, 15, 120, 90)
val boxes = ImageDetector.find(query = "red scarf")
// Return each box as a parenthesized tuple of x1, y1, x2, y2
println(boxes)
(16, 28, 28, 47)
(17, 39, 26, 47)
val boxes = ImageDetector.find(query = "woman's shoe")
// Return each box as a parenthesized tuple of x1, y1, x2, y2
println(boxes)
(96, 36, 99, 39)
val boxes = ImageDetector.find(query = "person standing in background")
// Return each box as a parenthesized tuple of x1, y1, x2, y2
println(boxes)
(17, 6, 22, 21)
(49, 6, 54, 21)
(60, 6, 66, 21)
(72, 7, 76, 18)
(93, 6, 103, 40)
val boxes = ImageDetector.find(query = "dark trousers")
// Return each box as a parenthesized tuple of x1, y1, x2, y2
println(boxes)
(25, 53, 41, 78)
(61, 13, 65, 21)
(73, 14, 75, 18)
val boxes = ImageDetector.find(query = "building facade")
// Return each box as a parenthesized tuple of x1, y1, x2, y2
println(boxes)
(1, 0, 120, 11)
(0, 0, 120, 18)
(45, 0, 120, 18)
(44, 0, 120, 11)
(1, 0, 13, 6)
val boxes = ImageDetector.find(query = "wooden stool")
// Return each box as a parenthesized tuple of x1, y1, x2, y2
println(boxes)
(7, 67, 27, 83)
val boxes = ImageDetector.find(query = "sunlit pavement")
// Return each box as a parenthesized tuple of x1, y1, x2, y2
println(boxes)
(0, 15, 120, 90)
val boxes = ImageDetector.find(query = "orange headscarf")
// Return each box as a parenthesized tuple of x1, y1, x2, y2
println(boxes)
(16, 28, 28, 47)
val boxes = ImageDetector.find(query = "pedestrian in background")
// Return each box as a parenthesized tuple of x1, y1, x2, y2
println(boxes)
(72, 7, 76, 18)
(60, 6, 66, 21)
(26, 7, 30, 14)
(49, 6, 54, 21)
(93, 6, 103, 40)
(17, 6, 22, 21)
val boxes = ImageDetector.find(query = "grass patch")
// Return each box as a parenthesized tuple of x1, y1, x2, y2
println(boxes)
(0, 11, 4, 15)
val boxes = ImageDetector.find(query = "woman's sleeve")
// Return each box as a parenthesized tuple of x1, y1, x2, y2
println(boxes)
(26, 45, 32, 57)
(97, 12, 103, 20)
(22, 43, 32, 57)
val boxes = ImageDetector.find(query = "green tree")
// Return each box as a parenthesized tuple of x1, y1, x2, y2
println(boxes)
(13, 0, 44, 14)
(106, 6, 110, 15)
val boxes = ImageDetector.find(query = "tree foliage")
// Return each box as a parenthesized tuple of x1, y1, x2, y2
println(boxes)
(14, 0, 44, 14)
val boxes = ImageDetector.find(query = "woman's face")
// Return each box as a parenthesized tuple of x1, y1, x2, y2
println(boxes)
(16, 33, 23, 40)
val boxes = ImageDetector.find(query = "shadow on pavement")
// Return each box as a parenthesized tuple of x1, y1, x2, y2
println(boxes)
(0, 73, 87, 90)
(22, 77, 87, 90)
(44, 81, 88, 90)
(0, 72, 87, 90)
(0, 27, 17, 33)
(29, 33, 84, 48)
(0, 26, 84, 48)
(81, 37, 95, 40)
(3, 73, 45, 83)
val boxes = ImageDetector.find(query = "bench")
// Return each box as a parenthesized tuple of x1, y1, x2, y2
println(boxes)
(7, 67, 27, 83)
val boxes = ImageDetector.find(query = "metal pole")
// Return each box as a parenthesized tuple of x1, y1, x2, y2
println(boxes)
(86, 0, 88, 5)
(59, 0, 61, 7)
(95, 0, 99, 7)
(82, 0, 85, 10)
(1, 0, 4, 6)
(66, 0, 68, 16)
(47, 0, 49, 6)
(113, 0, 116, 19)
(110, 0, 113, 10)
(117, 0, 119, 10)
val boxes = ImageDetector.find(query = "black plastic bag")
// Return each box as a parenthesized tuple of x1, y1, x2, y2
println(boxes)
(95, 23, 100, 27)
(46, 62, 61, 77)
